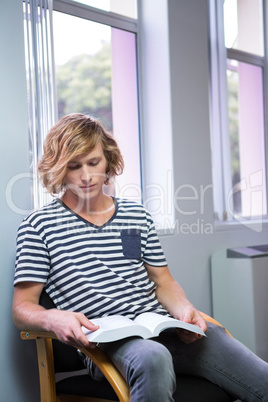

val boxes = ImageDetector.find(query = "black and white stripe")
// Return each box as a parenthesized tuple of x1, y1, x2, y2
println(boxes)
(14, 198, 168, 319)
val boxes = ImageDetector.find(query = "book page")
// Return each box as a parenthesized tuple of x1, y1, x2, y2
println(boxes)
(134, 312, 205, 337)
(82, 315, 152, 342)
(82, 312, 205, 343)
(90, 315, 135, 331)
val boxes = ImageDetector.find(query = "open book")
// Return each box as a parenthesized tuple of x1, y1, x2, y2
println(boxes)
(82, 312, 206, 343)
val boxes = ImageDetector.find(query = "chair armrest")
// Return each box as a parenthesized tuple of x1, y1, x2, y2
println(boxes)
(21, 331, 130, 402)
(79, 346, 129, 401)
(199, 312, 232, 337)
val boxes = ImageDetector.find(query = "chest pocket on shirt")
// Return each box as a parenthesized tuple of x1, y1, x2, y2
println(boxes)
(121, 229, 141, 259)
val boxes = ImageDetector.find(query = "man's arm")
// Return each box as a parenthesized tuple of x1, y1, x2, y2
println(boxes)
(12, 282, 99, 348)
(145, 264, 208, 343)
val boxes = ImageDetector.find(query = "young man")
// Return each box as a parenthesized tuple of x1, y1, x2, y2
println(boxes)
(13, 113, 268, 401)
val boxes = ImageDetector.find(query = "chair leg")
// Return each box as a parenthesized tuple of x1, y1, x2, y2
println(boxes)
(36, 337, 57, 402)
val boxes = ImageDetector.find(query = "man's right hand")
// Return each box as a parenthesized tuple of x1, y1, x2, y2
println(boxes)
(12, 282, 99, 349)
(47, 308, 99, 348)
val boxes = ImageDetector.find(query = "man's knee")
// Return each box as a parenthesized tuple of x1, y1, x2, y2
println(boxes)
(130, 340, 176, 400)
(133, 340, 174, 380)
(102, 337, 176, 401)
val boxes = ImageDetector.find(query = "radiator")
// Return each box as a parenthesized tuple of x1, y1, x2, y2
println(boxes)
(211, 245, 268, 362)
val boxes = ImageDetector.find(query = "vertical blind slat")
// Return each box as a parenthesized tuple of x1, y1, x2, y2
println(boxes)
(24, 0, 56, 208)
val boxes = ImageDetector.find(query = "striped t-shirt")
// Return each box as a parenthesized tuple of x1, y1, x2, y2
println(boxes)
(14, 198, 168, 319)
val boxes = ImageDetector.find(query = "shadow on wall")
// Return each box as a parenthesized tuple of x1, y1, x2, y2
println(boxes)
(9, 322, 40, 401)
(1, 252, 40, 402)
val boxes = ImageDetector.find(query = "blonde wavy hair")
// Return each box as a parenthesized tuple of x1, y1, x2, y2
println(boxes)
(37, 113, 124, 195)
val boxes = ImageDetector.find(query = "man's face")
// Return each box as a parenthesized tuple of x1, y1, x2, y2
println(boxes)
(64, 142, 108, 204)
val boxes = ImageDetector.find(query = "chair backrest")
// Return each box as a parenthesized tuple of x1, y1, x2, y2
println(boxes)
(39, 290, 85, 373)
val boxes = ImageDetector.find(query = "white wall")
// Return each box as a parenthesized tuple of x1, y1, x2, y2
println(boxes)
(2, 0, 268, 400)
(0, 1, 40, 401)
(159, 0, 268, 314)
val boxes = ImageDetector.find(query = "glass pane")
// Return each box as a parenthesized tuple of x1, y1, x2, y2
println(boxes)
(224, 0, 264, 56)
(53, 12, 112, 127)
(71, 0, 137, 19)
(53, 11, 141, 199)
(226, 59, 267, 218)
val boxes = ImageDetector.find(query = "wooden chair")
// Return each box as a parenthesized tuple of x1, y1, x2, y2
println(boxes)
(20, 329, 128, 402)
(20, 292, 235, 402)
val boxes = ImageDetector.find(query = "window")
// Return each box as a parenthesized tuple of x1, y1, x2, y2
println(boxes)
(23, 0, 175, 232)
(70, 0, 137, 18)
(53, 3, 141, 201)
(24, 0, 141, 208)
(209, 0, 268, 225)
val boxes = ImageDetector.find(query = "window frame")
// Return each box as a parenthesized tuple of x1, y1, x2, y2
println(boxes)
(53, 0, 143, 203)
(23, 0, 175, 233)
(25, 0, 143, 206)
(209, 0, 268, 226)
(53, 0, 138, 32)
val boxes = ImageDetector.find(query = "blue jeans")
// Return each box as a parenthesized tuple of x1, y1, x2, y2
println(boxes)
(96, 323, 268, 401)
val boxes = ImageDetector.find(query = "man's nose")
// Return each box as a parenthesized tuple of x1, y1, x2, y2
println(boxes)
(80, 166, 92, 182)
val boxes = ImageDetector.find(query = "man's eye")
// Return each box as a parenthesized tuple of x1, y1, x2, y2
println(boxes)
(89, 160, 99, 166)
(68, 164, 80, 170)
